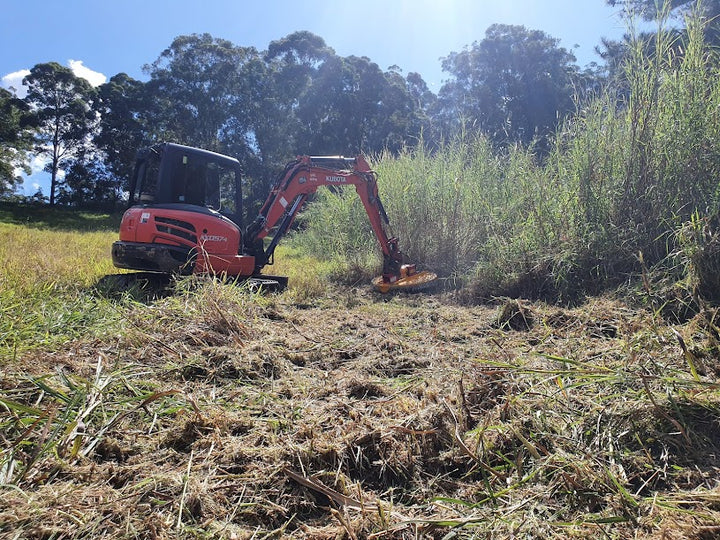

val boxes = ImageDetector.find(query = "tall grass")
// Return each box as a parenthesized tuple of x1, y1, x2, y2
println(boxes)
(0, 220, 123, 357)
(295, 135, 559, 288)
(552, 8, 720, 267)
(296, 9, 720, 303)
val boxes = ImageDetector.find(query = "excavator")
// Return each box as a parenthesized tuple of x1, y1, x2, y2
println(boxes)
(112, 142, 436, 292)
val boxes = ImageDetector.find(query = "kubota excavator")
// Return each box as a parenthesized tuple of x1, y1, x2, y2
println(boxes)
(112, 142, 436, 292)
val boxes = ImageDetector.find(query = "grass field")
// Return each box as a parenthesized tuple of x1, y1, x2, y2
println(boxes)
(2, 205, 720, 539)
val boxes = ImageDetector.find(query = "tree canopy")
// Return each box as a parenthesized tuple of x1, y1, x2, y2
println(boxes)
(0, 20, 624, 206)
(437, 24, 580, 148)
(0, 88, 32, 196)
(22, 62, 97, 205)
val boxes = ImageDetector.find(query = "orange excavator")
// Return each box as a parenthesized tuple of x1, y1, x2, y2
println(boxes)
(112, 142, 436, 292)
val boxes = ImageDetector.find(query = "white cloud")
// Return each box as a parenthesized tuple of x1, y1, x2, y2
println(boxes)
(29, 154, 49, 175)
(1, 69, 30, 97)
(68, 60, 107, 87)
(1, 61, 106, 98)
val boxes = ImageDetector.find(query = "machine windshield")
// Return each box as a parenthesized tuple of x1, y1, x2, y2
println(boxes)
(131, 145, 241, 222)
(172, 158, 237, 213)
(133, 149, 161, 203)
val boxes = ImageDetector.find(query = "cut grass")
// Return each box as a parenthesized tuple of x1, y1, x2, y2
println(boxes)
(3, 292, 720, 538)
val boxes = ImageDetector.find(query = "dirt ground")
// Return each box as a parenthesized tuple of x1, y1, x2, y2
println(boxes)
(2, 284, 720, 539)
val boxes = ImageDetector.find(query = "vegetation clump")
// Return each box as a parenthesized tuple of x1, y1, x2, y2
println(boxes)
(493, 299, 536, 331)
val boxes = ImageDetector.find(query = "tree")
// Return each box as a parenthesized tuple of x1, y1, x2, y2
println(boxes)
(57, 153, 122, 209)
(405, 71, 440, 145)
(23, 62, 97, 205)
(0, 88, 32, 196)
(373, 66, 430, 152)
(94, 73, 149, 195)
(263, 31, 429, 157)
(437, 24, 580, 148)
(219, 31, 339, 206)
(143, 33, 259, 155)
(294, 54, 426, 155)
(258, 31, 335, 163)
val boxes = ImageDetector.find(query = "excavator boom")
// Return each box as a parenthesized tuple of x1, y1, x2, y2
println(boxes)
(244, 155, 435, 290)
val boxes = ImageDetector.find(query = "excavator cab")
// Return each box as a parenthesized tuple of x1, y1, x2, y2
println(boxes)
(113, 143, 255, 276)
(129, 143, 243, 226)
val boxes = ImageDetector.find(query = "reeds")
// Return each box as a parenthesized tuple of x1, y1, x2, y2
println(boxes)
(297, 8, 720, 304)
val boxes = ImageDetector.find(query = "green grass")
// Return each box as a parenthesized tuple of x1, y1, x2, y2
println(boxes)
(0, 212, 126, 358)
(0, 205, 333, 358)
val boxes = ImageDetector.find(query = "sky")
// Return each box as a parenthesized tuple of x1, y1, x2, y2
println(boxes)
(0, 0, 636, 195)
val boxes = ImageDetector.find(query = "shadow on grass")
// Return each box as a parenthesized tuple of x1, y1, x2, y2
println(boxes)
(94, 272, 174, 303)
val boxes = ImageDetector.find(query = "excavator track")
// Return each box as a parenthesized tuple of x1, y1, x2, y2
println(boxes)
(372, 270, 438, 293)
(246, 275, 288, 292)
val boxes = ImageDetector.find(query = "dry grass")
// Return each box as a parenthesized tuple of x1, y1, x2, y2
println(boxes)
(2, 281, 720, 539)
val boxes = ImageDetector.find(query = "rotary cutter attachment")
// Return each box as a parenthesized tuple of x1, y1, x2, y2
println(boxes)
(373, 264, 438, 293)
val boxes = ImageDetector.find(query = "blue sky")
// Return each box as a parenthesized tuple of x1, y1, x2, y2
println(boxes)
(1, 0, 637, 194)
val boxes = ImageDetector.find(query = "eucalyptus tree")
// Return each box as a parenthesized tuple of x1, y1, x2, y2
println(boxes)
(143, 33, 260, 158)
(0, 87, 32, 196)
(258, 31, 335, 164)
(22, 62, 97, 205)
(93, 73, 149, 195)
(56, 155, 122, 208)
(294, 53, 427, 155)
(437, 24, 580, 149)
(405, 71, 440, 146)
(213, 31, 338, 207)
(371, 65, 430, 152)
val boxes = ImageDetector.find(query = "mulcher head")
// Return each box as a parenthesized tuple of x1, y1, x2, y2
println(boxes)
(373, 264, 438, 293)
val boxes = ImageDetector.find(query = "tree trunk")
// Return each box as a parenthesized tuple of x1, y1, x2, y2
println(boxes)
(49, 167, 57, 206)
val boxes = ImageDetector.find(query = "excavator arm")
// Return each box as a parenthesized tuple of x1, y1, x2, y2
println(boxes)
(244, 155, 435, 291)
